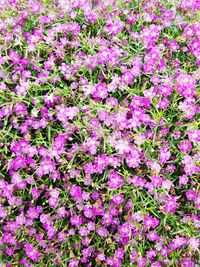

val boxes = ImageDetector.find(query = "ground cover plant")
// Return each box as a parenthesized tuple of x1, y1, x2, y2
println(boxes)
(0, 0, 200, 266)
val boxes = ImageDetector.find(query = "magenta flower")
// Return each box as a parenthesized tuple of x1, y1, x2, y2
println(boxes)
(179, 175, 189, 186)
(114, 139, 131, 155)
(28, 1, 41, 14)
(68, 259, 79, 267)
(79, 227, 89, 236)
(143, 216, 160, 228)
(150, 262, 162, 267)
(126, 154, 141, 168)
(151, 175, 163, 187)
(58, 231, 67, 242)
(97, 253, 106, 261)
(162, 179, 174, 191)
(70, 185, 82, 200)
(147, 249, 157, 260)
(0, 1, 199, 266)
(147, 230, 160, 241)
(161, 196, 179, 214)
(186, 190, 196, 201)
(36, 160, 56, 176)
(112, 194, 124, 206)
(188, 237, 199, 251)
(84, 208, 93, 218)
(175, 73, 196, 98)
(188, 129, 200, 142)
(115, 248, 125, 259)
(70, 215, 82, 227)
(24, 243, 41, 262)
(157, 98, 169, 109)
(108, 172, 124, 190)
(87, 222, 95, 231)
(97, 227, 109, 237)
(0, 205, 7, 219)
(179, 140, 192, 153)
(10, 156, 27, 170)
(57, 207, 66, 218)
(159, 146, 171, 164)
(118, 223, 131, 237)
(170, 236, 187, 250)
(26, 207, 40, 220)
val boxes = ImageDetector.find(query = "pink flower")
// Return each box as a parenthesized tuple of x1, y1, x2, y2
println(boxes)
(26, 207, 40, 220)
(168, 40, 179, 52)
(79, 227, 89, 236)
(69, 259, 79, 267)
(114, 139, 131, 155)
(159, 146, 171, 164)
(118, 222, 131, 237)
(149, 162, 161, 173)
(85, 138, 99, 155)
(147, 231, 160, 241)
(70, 215, 82, 227)
(92, 82, 108, 99)
(108, 171, 124, 190)
(84, 208, 93, 218)
(147, 249, 157, 260)
(115, 248, 125, 259)
(170, 236, 187, 249)
(143, 216, 160, 228)
(87, 222, 95, 231)
(13, 102, 28, 118)
(70, 186, 82, 200)
(48, 196, 59, 208)
(188, 130, 200, 142)
(28, 1, 41, 14)
(24, 243, 41, 262)
(0, 205, 7, 219)
(162, 179, 173, 190)
(36, 160, 56, 176)
(151, 175, 163, 187)
(157, 98, 169, 109)
(150, 262, 162, 267)
(57, 207, 66, 218)
(126, 154, 141, 168)
(179, 140, 192, 153)
(137, 257, 147, 267)
(134, 133, 146, 145)
(186, 190, 196, 201)
(112, 194, 124, 205)
(161, 196, 179, 214)
(188, 237, 199, 251)
(58, 231, 67, 242)
(48, 188, 59, 199)
(97, 227, 109, 237)
(175, 73, 196, 98)
(10, 156, 27, 170)
(179, 175, 189, 186)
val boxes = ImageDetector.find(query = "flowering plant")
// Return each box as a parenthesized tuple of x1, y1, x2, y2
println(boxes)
(0, 0, 200, 266)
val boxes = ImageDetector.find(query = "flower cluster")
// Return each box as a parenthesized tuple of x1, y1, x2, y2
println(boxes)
(0, 0, 199, 266)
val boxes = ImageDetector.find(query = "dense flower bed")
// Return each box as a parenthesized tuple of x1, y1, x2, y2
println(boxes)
(0, 0, 200, 266)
